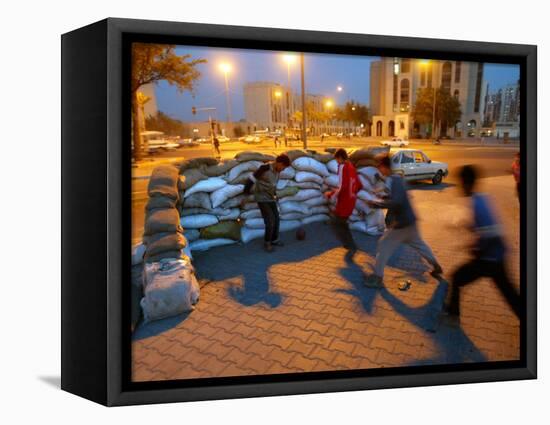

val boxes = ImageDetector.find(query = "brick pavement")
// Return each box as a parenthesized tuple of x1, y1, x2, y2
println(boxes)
(132, 176, 520, 381)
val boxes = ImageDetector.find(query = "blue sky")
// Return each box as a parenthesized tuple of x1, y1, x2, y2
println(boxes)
(154, 45, 519, 122)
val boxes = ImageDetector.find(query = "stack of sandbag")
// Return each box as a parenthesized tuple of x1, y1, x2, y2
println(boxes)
(177, 153, 274, 251)
(136, 165, 199, 324)
(240, 150, 331, 243)
(323, 156, 388, 236)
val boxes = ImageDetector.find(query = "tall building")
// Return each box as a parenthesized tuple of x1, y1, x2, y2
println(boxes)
(483, 81, 520, 126)
(243, 82, 293, 130)
(369, 58, 486, 138)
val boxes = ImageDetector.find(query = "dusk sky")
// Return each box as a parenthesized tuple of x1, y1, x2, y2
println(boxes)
(153, 45, 520, 122)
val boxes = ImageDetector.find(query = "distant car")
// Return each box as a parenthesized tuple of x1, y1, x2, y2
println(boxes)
(216, 135, 230, 143)
(381, 137, 409, 147)
(320, 133, 330, 138)
(243, 135, 261, 144)
(391, 149, 448, 185)
(196, 137, 211, 144)
(179, 139, 200, 147)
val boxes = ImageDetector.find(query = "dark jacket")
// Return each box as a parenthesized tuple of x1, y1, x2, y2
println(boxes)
(243, 163, 279, 203)
(371, 174, 416, 229)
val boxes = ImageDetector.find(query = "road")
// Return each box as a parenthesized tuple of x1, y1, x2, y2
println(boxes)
(131, 138, 518, 242)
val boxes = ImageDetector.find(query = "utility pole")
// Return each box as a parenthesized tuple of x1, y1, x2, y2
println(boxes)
(432, 87, 437, 140)
(300, 53, 307, 149)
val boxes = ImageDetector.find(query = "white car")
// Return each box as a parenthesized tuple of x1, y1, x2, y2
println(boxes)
(381, 137, 409, 147)
(391, 149, 448, 185)
(243, 135, 261, 144)
(216, 135, 231, 143)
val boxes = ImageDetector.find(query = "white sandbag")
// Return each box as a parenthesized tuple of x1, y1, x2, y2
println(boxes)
(220, 194, 246, 209)
(183, 192, 211, 210)
(279, 166, 296, 180)
(358, 189, 380, 203)
(349, 221, 368, 233)
(210, 184, 244, 208)
(310, 205, 329, 215)
(355, 199, 372, 215)
(218, 208, 240, 221)
(180, 214, 219, 229)
(287, 181, 322, 190)
(141, 258, 200, 323)
(301, 214, 329, 225)
(295, 171, 323, 185)
(242, 200, 258, 210)
(184, 229, 200, 242)
(240, 208, 262, 220)
(189, 238, 236, 251)
(324, 174, 339, 188)
(357, 166, 381, 185)
(281, 212, 307, 220)
(280, 220, 302, 232)
(280, 201, 310, 215)
(227, 160, 263, 182)
(241, 227, 265, 244)
(245, 218, 266, 229)
(304, 196, 327, 208)
(279, 189, 322, 203)
(327, 159, 339, 174)
(183, 177, 227, 198)
(132, 243, 146, 266)
(349, 214, 362, 222)
(365, 209, 385, 235)
(180, 207, 211, 216)
(276, 179, 290, 190)
(292, 156, 329, 177)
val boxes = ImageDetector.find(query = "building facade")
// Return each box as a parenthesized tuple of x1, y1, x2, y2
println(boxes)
(369, 58, 486, 139)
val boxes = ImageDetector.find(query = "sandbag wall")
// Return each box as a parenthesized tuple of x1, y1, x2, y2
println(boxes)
(177, 148, 388, 252)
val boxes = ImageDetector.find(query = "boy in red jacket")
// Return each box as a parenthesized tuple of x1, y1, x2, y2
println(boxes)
(324, 149, 363, 255)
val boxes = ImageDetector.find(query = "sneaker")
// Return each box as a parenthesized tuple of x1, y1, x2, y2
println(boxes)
(264, 242, 274, 252)
(430, 264, 443, 278)
(364, 274, 384, 289)
(271, 239, 284, 247)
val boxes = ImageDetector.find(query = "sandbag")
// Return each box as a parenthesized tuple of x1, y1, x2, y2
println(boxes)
(147, 165, 179, 200)
(281, 212, 307, 220)
(200, 221, 241, 240)
(327, 159, 339, 174)
(183, 192, 211, 210)
(313, 153, 334, 164)
(279, 189, 322, 203)
(189, 238, 236, 251)
(180, 168, 208, 190)
(144, 232, 187, 259)
(144, 208, 182, 236)
(365, 209, 385, 235)
(276, 179, 290, 190)
(244, 218, 265, 229)
(241, 227, 265, 244)
(310, 205, 330, 215)
(144, 250, 186, 263)
(185, 229, 200, 242)
(349, 148, 376, 164)
(180, 207, 211, 216)
(279, 166, 296, 180)
(357, 166, 381, 185)
(229, 171, 253, 185)
(292, 156, 329, 177)
(235, 151, 275, 162)
(280, 201, 310, 215)
(355, 198, 372, 215)
(184, 177, 227, 198)
(220, 194, 246, 209)
(240, 209, 262, 220)
(324, 174, 339, 188)
(146, 195, 177, 212)
(132, 243, 145, 266)
(202, 159, 239, 177)
(210, 184, 244, 208)
(355, 158, 378, 168)
(304, 196, 327, 208)
(179, 157, 218, 173)
(141, 258, 200, 322)
(227, 160, 263, 183)
(218, 208, 240, 221)
(295, 171, 323, 185)
(357, 190, 380, 203)
(287, 180, 322, 190)
(301, 214, 329, 225)
(180, 214, 219, 229)
(286, 149, 311, 162)
(276, 186, 300, 198)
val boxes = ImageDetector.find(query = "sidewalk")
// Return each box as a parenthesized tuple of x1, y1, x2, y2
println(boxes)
(132, 176, 520, 381)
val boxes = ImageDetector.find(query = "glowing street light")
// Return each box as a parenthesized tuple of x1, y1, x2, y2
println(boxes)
(325, 99, 334, 109)
(218, 62, 233, 129)
(274, 90, 282, 98)
(337, 85, 343, 92)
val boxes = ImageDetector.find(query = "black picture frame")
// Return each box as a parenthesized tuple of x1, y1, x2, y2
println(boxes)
(61, 17, 537, 406)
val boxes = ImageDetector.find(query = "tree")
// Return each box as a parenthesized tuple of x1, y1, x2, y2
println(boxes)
(233, 125, 245, 138)
(131, 43, 206, 159)
(412, 88, 461, 137)
(145, 111, 190, 137)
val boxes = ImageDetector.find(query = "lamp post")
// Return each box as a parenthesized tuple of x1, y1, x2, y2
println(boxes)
(219, 62, 232, 135)
(300, 53, 307, 149)
(282, 54, 296, 138)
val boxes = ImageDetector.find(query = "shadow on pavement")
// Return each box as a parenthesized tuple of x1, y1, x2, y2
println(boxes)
(408, 182, 456, 191)
(133, 312, 191, 341)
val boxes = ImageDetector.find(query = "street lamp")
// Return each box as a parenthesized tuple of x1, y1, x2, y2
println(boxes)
(420, 60, 437, 140)
(282, 54, 297, 136)
(337, 85, 343, 92)
(219, 62, 233, 132)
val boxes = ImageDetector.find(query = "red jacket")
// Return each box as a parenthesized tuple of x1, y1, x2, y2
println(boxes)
(333, 161, 362, 218)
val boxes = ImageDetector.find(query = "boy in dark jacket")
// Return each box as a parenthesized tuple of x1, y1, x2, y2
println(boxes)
(365, 154, 442, 288)
(243, 154, 291, 252)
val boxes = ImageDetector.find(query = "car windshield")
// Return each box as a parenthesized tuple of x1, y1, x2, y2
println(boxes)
(401, 152, 414, 164)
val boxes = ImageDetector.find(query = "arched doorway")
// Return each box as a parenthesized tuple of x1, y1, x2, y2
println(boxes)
(376, 121, 383, 136)
(388, 120, 395, 137)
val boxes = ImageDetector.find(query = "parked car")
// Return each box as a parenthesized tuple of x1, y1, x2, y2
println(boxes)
(243, 135, 262, 144)
(216, 135, 231, 143)
(381, 137, 409, 147)
(179, 138, 200, 147)
(391, 149, 448, 185)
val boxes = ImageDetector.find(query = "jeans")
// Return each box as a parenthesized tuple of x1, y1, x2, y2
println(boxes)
(330, 215, 357, 250)
(448, 259, 520, 317)
(374, 224, 439, 278)
(258, 201, 280, 243)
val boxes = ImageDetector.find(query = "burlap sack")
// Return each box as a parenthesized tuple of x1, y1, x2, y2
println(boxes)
(179, 157, 218, 173)
(147, 165, 179, 200)
(235, 151, 275, 162)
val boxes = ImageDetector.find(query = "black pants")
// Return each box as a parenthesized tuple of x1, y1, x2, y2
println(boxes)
(330, 215, 357, 251)
(258, 201, 280, 243)
(448, 258, 520, 318)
